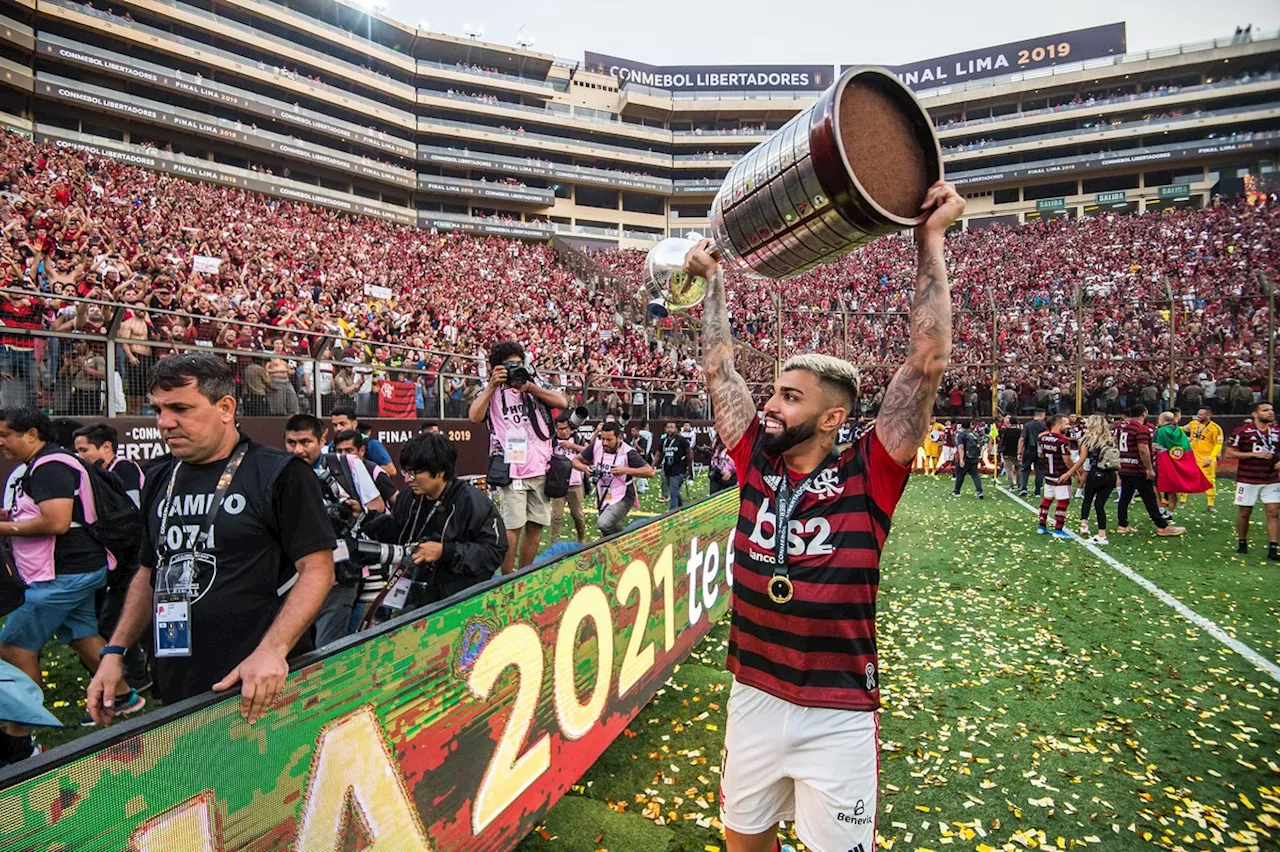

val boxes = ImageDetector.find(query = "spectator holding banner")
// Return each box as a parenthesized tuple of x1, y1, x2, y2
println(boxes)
(469, 340, 569, 574)
(87, 354, 335, 726)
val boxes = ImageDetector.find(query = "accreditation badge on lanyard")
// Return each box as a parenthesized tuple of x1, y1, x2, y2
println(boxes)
(153, 445, 248, 658)
(504, 430, 528, 466)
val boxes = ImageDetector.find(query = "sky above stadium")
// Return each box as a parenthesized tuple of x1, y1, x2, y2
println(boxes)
(387, 0, 1275, 67)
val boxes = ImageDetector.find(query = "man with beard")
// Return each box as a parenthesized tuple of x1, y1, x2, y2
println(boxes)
(1224, 401, 1280, 559)
(692, 180, 964, 852)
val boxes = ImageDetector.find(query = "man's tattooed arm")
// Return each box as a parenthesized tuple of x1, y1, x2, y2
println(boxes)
(877, 233, 952, 465)
(702, 265, 756, 449)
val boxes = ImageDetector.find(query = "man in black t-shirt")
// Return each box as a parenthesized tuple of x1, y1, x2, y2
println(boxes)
(73, 424, 145, 506)
(1018, 409, 1048, 497)
(998, 416, 1023, 490)
(951, 422, 985, 499)
(88, 354, 335, 726)
(658, 422, 693, 512)
(0, 407, 145, 763)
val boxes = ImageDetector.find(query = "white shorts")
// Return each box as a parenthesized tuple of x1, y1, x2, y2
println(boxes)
(720, 679, 878, 852)
(1234, 481, 1280, 508)
(940, 447, 956, 464)
(1044, 484, 1072, 501)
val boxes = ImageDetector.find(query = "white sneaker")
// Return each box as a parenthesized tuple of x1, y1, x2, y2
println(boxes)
(1088, 534, 1108, 545)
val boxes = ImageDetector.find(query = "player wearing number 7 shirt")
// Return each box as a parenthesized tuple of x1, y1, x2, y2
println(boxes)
(1036, 414, 1074, 538)
(687, 181, 964, 852)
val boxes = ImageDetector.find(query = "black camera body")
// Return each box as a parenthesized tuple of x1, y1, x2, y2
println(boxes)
(588, 464, 613, 484)
(504, 360, 533, 388)
(315, 467, 357, 538)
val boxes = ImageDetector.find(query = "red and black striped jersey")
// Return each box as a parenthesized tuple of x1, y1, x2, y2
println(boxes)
(1229, 423, 1280, 485)
(1037, 431, 1073, 479)
(726, 415, 910, 711)
(1113, 419, 1153, 476)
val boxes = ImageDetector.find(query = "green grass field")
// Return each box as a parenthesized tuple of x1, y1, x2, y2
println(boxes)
(17, 471, 1280, 851)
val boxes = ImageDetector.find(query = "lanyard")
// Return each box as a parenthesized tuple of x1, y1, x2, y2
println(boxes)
(400, 495, 442, 545)
(767, 452, 837, 605)
(156, 443, 248, 566)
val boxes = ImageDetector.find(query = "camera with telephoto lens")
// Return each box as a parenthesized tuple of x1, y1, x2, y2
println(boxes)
(504, 360, 532, 388)
(315, 467, 357, 538)
(347, 538, 410, 569)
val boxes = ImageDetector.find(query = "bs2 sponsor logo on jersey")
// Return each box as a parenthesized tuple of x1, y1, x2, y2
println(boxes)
(747, 497, 835, 561)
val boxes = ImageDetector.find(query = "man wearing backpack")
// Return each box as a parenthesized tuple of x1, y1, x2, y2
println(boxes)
(0, 407, 144, 765)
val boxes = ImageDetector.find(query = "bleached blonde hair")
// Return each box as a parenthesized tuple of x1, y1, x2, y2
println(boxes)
(1081, 414, 1114, 451)
(780, 354, 860, 407)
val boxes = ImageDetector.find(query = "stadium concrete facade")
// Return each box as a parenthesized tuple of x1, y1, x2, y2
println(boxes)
(0, 0, 1274, 247)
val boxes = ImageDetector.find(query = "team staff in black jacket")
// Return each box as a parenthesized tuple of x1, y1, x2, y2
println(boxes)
(380, 433, 507, 605)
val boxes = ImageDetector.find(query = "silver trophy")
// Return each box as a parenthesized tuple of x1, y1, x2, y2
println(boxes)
(645, 66, 943, 310)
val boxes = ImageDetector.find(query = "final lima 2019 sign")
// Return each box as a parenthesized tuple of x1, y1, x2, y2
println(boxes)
(0, 492, 739, 850)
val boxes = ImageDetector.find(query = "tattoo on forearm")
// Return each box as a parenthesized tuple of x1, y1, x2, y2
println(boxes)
(877, 239, 952, 458)
(701, 268, 756, 447)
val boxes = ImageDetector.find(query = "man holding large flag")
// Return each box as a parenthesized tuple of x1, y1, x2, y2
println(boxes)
(1155, 411, 1205, 517)
(1185, 407, 1224, 512)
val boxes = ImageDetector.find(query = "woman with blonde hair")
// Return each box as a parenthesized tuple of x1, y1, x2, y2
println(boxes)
(1059, 414, 1121, 544)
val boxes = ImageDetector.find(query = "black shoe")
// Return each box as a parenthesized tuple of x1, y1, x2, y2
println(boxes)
(1238, 542, 1249, 554)
(977, 493, 985, 499)
(950, 492, 961, 498)
(1269, 551, 1280, 562)
(1018, 490, 1028, 497)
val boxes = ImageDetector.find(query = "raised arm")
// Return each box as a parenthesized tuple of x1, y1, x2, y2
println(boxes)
(688, 241, 755, 449)
(876, 182, 965, 466)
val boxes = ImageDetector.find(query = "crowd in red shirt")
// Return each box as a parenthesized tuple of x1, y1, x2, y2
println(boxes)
(0, 134, 704, 418)
(594, 195, 1279, 417)
(1, 127, 1276, 423)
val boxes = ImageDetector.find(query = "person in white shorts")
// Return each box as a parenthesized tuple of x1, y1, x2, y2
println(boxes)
(1224, 402, 1280, 560)
(688, 179, 965, 852)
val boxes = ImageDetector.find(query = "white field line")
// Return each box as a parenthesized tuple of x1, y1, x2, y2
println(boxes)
(994, 485, 1280, 685)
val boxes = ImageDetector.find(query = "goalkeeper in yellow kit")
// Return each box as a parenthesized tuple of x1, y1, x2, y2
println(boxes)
(1185, 407, 1224, 511)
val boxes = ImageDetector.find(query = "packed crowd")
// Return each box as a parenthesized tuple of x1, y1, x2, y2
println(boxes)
(1, 125, 1277, 425)
(593, 194, 1280, 415)
(0, 133, 702, 421)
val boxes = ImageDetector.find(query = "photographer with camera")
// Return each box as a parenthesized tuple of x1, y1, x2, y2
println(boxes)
(332, 429, 399, 507)
(550, 414, 588, 544)
(365, 433, 506, 613)
(468, 340, 568, 574)
(573, 422, 655, 538)
(283, 414, 385, 648)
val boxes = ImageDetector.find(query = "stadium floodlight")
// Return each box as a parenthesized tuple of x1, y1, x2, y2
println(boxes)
(515, 27, 536, 49)
(463, 23, 484, 40)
